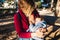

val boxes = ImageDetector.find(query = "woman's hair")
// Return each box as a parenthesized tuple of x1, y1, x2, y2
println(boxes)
(18, 0, 35, 9)
(25, 0, 35, 7)
(18, 0, 35, 16)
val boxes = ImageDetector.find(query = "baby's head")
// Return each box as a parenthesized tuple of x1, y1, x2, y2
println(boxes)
(35, 18, 41, 23)
(35, 16, 44, 23)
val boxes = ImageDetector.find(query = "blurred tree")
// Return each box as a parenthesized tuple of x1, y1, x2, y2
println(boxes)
(56, 0, 60, 17)
(34, 0, 40, 2)
(35, 1, 41, 8)
(0, 0, 5, 3)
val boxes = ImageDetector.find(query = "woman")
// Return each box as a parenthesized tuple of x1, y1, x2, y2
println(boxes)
(14, 0, 44, 40)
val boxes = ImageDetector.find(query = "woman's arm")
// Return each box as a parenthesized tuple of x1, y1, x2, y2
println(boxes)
(14, 14, 42, 38)
(14, 14, 32, 38)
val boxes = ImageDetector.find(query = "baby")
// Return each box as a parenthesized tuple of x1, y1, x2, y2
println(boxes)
(27, 17, 47, 40)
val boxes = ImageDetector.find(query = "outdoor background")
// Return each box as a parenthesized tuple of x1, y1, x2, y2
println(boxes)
(0, 0, 60, 40)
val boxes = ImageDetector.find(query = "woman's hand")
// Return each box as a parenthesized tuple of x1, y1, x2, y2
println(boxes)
(35, 29, 44, 38)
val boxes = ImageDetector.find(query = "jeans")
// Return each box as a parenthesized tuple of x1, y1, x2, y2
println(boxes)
(19, 38, 32, 40)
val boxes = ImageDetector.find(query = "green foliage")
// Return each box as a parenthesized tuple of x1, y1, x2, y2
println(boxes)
(35, 1, 42, 8)
(34, 0, 40, 2)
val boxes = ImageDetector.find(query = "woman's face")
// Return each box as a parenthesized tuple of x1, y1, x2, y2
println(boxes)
(18, 0, 34, 16)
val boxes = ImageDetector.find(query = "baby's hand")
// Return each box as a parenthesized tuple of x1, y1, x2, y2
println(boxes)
(38, 32, 45, 38)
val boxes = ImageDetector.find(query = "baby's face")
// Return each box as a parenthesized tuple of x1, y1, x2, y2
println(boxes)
(36, 18, 41, 23)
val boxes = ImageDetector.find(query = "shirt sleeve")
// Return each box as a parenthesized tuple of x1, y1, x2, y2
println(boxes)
(14, 14, 31, 38)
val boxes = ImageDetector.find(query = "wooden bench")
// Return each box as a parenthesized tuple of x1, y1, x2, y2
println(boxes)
(55, 18, 60, 26)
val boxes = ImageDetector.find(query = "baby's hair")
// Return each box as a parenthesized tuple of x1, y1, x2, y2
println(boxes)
(40, 16, 44, 20)
(36, 16, 44, 21)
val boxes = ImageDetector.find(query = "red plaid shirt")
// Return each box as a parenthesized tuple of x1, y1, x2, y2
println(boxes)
(14, 9, 40, 38)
